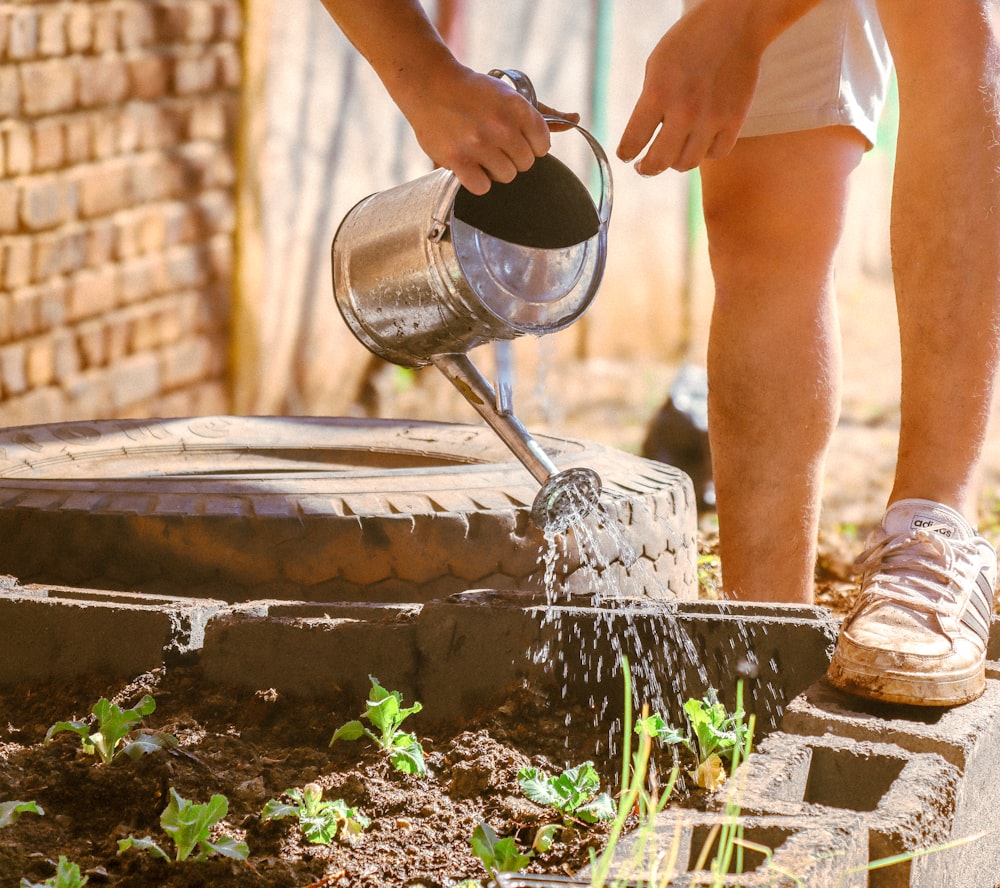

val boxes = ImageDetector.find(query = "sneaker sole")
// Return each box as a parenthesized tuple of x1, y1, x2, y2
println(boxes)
(827, 655, 986, 707)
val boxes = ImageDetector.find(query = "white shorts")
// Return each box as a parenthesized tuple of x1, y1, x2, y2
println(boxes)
(682, 0, 893, 147)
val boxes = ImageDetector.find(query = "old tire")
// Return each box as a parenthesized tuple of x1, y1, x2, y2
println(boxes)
(0, 416, 697, 603)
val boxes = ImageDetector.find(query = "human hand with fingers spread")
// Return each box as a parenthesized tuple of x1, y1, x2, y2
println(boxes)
(618, 0, 816, 174)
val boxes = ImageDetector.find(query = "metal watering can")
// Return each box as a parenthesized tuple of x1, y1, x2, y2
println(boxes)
(332, 70, 612, 533)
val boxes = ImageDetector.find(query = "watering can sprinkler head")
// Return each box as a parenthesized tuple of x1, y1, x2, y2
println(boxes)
(532, 466, 603, 535)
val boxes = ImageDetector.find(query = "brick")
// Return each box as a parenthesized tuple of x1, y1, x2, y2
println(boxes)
(62, 367, 110, 418)
(63, 114, 91, 164)
(10, 288, 38, 338)
(117, 255, 155, 303)
(92, 4, 120, 54)
(77, 159, 130, 218)
(119, 2, 155, 49)
(20, 59, 77, 116)
(20, 176, 76, 231)
(85, 218, 116, 267)
(65, 3, 93, 54)
(173, 50, 217, 94)
(52, 329, 81, 383)
(8, 8, 38, 60)
(127, 53, 170, 101)
(78, 57, 130, 108)
(186, 1, 218, 42)
(31, 119, 65, 170)
(215, 43, 241, 89)
(0, 66, 21, 118)
(128, 303, 162, 351)
(0, 384, 63, 425)
(215, 0, 244, 42)
(2, 237, 32, 289)
(105, 309, 129, 361)
(0, 181, 17, 234)
(4, 122, 33, 175)
(128, 153, 180, 202)
(109, 350, 161, 410)
(38, 6, 67, 56)
(151, 4, 189, 43)
(90, 110, 119, 160)
(159, 335, 213, 388)
(188, 95, 228, 141)
(25, 337, 54, 388)
(0, 341, 27, 396)
(0, 294, 11, 343)
(165, 243, 208, 290)
(32, 227, 87, 280)
(75, 319, 107, 368)
(67, 265, 117, 322)
(36, 279, 67, 330)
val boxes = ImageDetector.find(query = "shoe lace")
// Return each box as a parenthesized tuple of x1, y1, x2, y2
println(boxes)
(852, 525, 974, 620)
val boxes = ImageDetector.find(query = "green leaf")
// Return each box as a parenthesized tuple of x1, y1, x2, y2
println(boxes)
(329, 720, 365, 745)
(199, 836, 249, 861)
(388, 733, 426, 776)
(575, 791, 616, 823)
(517, 767, 559, 807)
(117, 835, 170, 861)
(470, 822, 532, 874)
(19, 854, 89, 888)
(43, 720, 90, 744)
(0, 800, 44, 829)
(160, 789, 229, 862)
(261, 799, 298, 821)
(532, 823, 559, 853)
(122, 731, 179, 760)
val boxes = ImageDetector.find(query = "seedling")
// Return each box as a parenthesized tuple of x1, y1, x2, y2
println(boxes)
(1, 800, 43, 828)
(262, 782, 369, 844)
(638, 687, 751, 790)
(330, 676, 426, 776)
(45, 695, 177, 766)
(117, 788, 248, 863)
(469, 821, 533, 875)
(517, 761, 615, 825)
(19, 856, 87, 888)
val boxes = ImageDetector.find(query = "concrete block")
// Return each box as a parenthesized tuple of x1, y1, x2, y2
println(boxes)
(783, 678, 1000, 887)
(590, 809, 868, 887)
(415, 595, 838, 733)
(199, 600, 421, 705)
(0, 580, 223, 685)
(738, 731, 963, 887)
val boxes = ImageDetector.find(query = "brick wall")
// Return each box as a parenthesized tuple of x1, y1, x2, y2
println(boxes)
(0, 0, 241, 428)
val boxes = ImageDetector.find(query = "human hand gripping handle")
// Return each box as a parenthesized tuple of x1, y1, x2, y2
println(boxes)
(319, 0, 578, 195)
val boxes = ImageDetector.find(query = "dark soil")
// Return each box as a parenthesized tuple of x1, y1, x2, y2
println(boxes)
(0, 666, 682, 888)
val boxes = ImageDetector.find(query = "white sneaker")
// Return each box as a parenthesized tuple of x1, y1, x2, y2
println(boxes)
(827, 498, 997, 706)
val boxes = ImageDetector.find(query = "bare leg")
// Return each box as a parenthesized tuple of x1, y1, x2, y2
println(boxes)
(878, 1, 1000, 523)
(702, 127, 866, 603)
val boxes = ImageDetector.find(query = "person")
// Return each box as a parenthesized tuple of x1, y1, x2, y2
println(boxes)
(319, 0, 1000, 707)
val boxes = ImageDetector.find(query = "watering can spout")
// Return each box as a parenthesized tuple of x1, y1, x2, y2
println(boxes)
(430, 353, 602, 533)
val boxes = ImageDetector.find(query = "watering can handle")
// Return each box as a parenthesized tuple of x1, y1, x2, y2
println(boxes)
(427, 70, 613, 240)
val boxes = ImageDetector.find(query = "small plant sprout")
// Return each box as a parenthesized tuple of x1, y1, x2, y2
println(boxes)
(517, 761, 615, 826)
(330, 676, 426, 776)
(44, 695, 177, 766)
(117, 788, 249, 863)
(469, 821, 533, 877)
(641, 687, 751, 790)
(262, 782, 369, 844)
(1, 800, 44, 828)
(19, 856, 88, 888)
